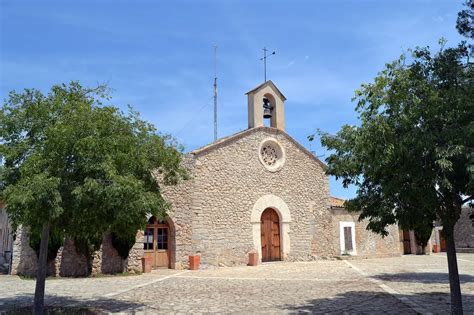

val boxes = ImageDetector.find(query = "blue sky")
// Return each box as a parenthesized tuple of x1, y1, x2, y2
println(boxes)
(0, 0, 466, 199)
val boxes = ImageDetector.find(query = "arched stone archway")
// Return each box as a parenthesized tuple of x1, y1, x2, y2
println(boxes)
(251, 194, 291, 261)
(165, 217, 176, 269)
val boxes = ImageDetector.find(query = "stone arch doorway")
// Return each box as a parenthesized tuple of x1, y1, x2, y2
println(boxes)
(261, 208, 281, 262)
(143, 216, 174, 269)
(251, 194, 291, 262)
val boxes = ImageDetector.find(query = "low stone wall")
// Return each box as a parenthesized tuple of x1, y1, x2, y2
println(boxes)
(11, 228, 37, 276)
(454, 207, 474, 248)
(430, 207, 474, 252)
(356, 222, 401, 257)
(91, 233, 130, 275)
(331, 208, 401, 258)
(11, 228, 144, 276)
(126, 230, 144, 273)
(59, 239, 89, 277)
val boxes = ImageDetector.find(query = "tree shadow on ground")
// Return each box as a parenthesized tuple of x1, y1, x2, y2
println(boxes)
(0, 294, 147, 314)
(371, 272, 474, 284)
(280, 290, 474, 314)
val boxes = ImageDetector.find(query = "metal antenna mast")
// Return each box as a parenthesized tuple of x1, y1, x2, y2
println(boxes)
(260, 47, 275, 82)
(213, 45, 218, 142)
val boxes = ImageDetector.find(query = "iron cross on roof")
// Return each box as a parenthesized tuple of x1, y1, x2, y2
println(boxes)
(260, 47, 275, 82)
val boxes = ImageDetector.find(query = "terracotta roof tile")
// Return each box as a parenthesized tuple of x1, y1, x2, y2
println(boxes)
(330, 196, 345, 208)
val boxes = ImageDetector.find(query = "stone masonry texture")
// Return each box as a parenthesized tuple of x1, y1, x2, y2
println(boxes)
(11, 127, 401, 275)
(454, 206, 474, 248)
(162, 127, 401, 268)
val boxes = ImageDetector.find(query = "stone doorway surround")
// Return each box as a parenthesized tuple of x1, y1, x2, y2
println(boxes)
(250, 194, 291, 262)
(260, 208, 281, 262)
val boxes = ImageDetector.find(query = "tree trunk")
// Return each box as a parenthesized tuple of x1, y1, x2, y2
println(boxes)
(34, 223, 50, 315)
(445, 222, 463, 314)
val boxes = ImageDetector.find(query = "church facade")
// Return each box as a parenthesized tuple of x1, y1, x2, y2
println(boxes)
(9, 81, 402, 276)
(157, 81, 402, 269)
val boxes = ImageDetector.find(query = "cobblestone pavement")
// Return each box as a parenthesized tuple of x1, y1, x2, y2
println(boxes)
(0, 253, 473, 314)
(347, 253, 474, 314)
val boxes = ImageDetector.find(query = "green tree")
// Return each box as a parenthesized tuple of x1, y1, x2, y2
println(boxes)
(312, 42, 473, 313)
(457, 0, 473, 39)
(0, 82, 187, 314)
(29, 225, 64, 274)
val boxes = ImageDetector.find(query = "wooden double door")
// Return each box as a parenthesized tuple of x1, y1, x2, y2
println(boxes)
(261, 208, 281, 262)
(143, 217, 170, 268)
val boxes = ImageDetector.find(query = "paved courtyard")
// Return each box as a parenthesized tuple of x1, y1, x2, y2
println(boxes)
(0, 253, 473, 314)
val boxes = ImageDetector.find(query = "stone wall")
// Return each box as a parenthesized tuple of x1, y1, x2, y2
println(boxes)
(11, 228, 60, 277)
(0, 205, 14, 258)
(59, 239, 89, 277)
(431, 206, 474, 251)
(163, 127, 332, 267)
(11, 228, 37, 276)
(161, 156, 198, 269)
(12, 228, 143, 276)
(454, 206, 474, 248)
(94, 233, 126, 274)
(126, 230, 144, 273)
(331, 208, 401, 257)
(11, 126, 409, 273)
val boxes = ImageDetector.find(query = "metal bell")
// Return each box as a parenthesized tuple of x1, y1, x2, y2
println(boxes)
(263, 97, 272, 119)
(263, 107, 272, 119)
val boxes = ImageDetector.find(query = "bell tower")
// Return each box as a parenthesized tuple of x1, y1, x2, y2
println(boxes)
(245, 80, 286, 131)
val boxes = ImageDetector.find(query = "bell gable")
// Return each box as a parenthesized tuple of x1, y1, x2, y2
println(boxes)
(246, 81, 286, 131)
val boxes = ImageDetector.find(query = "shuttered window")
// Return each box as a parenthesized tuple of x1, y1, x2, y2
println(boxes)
(344, 226, 353, 252)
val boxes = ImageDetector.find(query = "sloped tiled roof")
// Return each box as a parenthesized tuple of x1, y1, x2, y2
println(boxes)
(330, 196, 346, 208)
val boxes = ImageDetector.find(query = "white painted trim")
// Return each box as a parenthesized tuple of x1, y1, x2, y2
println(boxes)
(104, 270, 190, 297)
(251, 194, 291, 261)
(339, 221, 357, 255)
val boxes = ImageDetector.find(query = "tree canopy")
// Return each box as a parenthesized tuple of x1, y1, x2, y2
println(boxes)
(457, 0, 474, 39)
(313, 41, 473, 313)
(317, 41, 473, 232)
(0, 82, 187, 312)
(1, 82, 186, 249)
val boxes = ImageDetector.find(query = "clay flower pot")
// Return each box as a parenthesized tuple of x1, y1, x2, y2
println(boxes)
(248, 252, 258, 266)
(141, 257, 152, 273)
(189, 255, 200, 270)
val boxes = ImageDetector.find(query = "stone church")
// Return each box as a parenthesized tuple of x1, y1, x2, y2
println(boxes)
(6, 81, 403, 276)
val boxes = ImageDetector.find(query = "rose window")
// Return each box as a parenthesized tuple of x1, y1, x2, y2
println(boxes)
(258, 138, 285, 172)
(261, 145, 279, 166)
